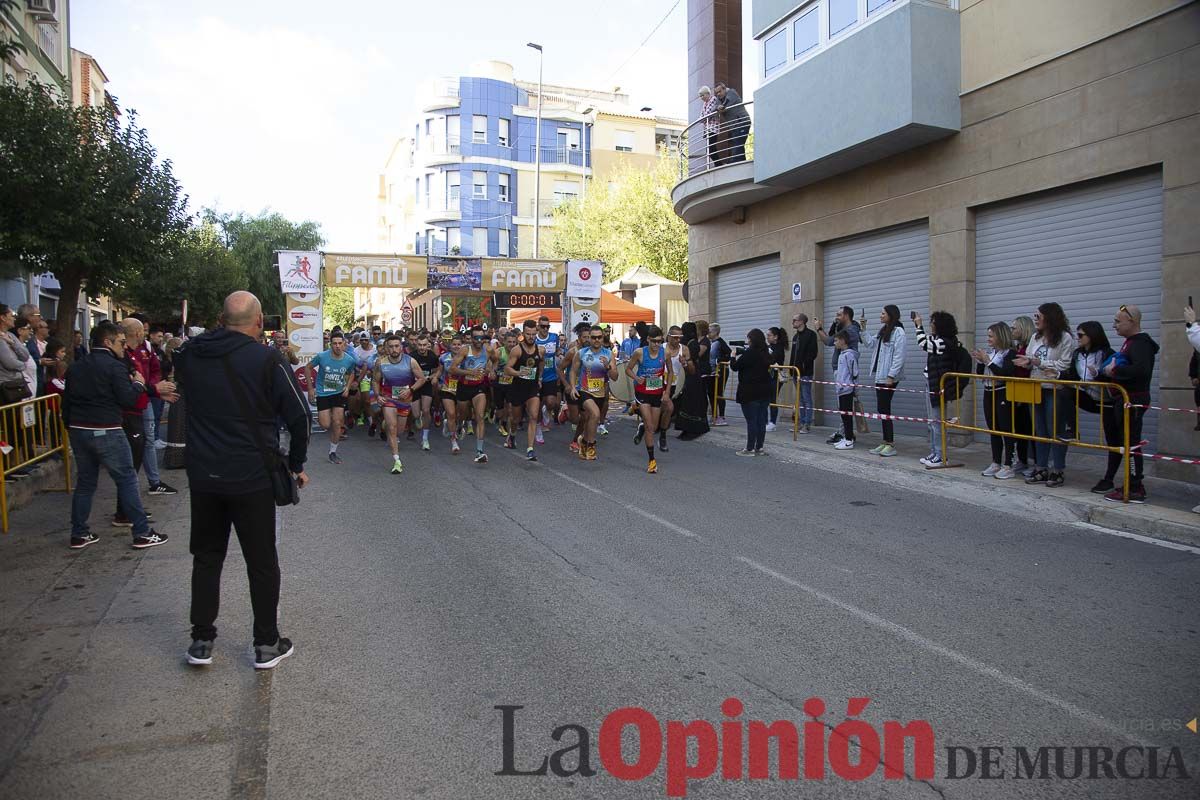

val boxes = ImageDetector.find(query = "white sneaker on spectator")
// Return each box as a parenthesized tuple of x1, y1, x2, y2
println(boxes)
(981, 463, 1001, 477)
(920, 455, 943, 467)
(995, 466, 1016, 480)
(765, 422, 777, 432)
(834, 439, 855, 450)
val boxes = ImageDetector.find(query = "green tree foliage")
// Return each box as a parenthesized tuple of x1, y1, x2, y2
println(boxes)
(204, 210, 324, 318)
(323, 287, 355, 330)
(548, 149, 688, 282)
(116, 224, 246, 328)
(0, 77, 191, 342)
(0, 1, 25, 64)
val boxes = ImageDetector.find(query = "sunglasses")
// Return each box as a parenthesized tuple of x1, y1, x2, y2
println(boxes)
(472, 337, 485, 341)
(650, 337, 664, 343)
(589, 335, 602, 340)
(537, 324, 550, 328)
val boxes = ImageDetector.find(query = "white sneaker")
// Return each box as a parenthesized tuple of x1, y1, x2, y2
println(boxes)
(1193, 504, 1200, 514)
(920, 455, 943, 467)
(981, 463, 1001, 477)
(713, 417, 728, 427)
(995, 466, 1015, 480)
(834, 439, 855, 450)
(765, 422, 777, 432)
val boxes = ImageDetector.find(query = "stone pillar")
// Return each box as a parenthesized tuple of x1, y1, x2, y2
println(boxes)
(687, 0, 743, 123)
(929, 207, 975, 447)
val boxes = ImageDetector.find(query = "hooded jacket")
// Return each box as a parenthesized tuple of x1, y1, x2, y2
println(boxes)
(174, 328, 310, 493)
(1109, 331, 1159, 401)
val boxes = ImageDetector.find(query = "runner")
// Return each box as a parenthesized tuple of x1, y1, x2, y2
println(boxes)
(452, 325, 496, 463)
(504, 320, 544, 461)
(494, 330, 516, 438)
(534, 315, 561, 443)
(438, 333, 463, 454)
(351, 333, 377, 433)
(306, 331, 357, 464)
(625, 325, 673, 473)
(558, 322, 592, 453)
(660, 324, 687, 453)
(407, 333, 440, 452)
(373, 334, 427, 474)
(567, 325, 617, 461)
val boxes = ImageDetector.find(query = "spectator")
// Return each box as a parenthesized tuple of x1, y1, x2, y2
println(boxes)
(13, 317, 36, 398)
(766, 326, 788, 431)
(0, 304, 31, 402)
(673, 321, 710, 440)
(731, 328, 772, 455)
(814, 307, 860, 444)
(913, 310, 960, 467)
(43, 338, 67, 398)
(1065, 320, 1113, 419)
(1191, 346, 1199, 432)
(706, 323, 732, 425)
(1094, 304, 1158, 503)
(1186, 304, 1199, 354)
(1015, 302, 1075, 488)
(1008, 315, 1036, 476)
(789, 313, 817, 433)
(174, 291, 310, 670)
(27, 318, 51, 395)
(271, 330, 300, 366)
(62, 320, 174, 550)
(831, 329, 860, 450)
(858, 305, 907, 457)
(122, 318, 176, 497)
(619, 324, 642, 362)
(697, 86, 720, 168)
(72, 330, 88, 361)
(972, 322, 1019, 479)
(714, 83, 750, 164)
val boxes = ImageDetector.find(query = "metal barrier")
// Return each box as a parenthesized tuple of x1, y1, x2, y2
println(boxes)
(938, 372, 1133, 502)
(1, 395, 72, 533)
(770, 365, 801, 440)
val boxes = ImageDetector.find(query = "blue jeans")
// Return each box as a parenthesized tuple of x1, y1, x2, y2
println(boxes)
(924, 391, 942, 459)
(141, 405, 161, 485)
(799, 377, 814, 426)
(69, 427, 149, 537)
(741, 399, 769, 451)
(1032, 388, 1067, 471)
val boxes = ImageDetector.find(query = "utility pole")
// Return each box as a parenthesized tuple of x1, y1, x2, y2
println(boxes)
(527, 42, 543, 258)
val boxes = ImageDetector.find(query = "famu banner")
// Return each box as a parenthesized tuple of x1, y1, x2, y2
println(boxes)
(323, 253, 428, 288)
(482, 259, 566, 292)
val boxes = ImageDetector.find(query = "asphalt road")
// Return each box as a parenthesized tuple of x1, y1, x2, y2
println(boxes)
(1, 415, 1197, 800)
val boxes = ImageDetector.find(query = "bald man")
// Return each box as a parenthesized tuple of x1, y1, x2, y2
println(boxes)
(1096, 304, 1159, 503)
(174, 291, 310, 669)
(122, 318, 176, 497)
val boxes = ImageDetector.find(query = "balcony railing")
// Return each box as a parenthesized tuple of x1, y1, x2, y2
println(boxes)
(526, 146, 589, 168)
(677, 100, 753, 179)
(526, 199, 573, 219)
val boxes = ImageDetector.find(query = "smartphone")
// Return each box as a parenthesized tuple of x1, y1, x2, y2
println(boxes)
(1190, 295, 1194, 308)
(263, 314, 283, 331)
(909, 311, 917, 321)
(860, 308, 865, 320)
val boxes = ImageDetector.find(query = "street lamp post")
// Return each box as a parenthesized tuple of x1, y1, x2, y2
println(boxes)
(527, 42, 543, 258)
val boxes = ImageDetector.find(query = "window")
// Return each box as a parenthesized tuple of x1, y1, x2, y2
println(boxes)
(425, 173, 432, 206)
(472, 228, 487, 256)
(557, 128, 580, 150)
(472, 115, 487, 143)
(614, 130, 635, 152)
(415, 232, 422, 254)
(793, 6, 819, 57)
(447, 171, 461, 204)
(472, 170, 487, 199)
(764, 28, 787, 75)
(829, 0, 857, 36)
(446, 114, 460, 146)
(498, 118, 510, 147)
(414, 178, 420, 203)
(426, 230, 435, 254)
(448, 228, 461, 253)
(553, 180, 580, 204)
(425, 118, 433, 135)
(498, 228, 509, 257)
(868, 0, 895, 13)
(498, 173, 510, 203)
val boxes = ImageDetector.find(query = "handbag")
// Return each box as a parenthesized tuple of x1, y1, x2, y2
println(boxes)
(853, 396, 870, 434)
(1, 378, 31, 404)
(220, 354, 299, 507)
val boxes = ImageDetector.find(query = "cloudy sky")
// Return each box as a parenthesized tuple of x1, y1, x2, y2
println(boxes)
(71, 0, 756, 251)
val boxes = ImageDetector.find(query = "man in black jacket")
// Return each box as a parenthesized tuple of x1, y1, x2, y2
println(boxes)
(1097, 304, 1159, 503)
(174, 291, 311, 670)
(790, 313, 818, 432)
(706, 323, 733, 425)
(63, 321, 175, 550)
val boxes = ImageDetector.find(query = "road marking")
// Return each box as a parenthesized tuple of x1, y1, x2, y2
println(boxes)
(734, 555, 1157, 749)
(1069, 520, 1200, 556)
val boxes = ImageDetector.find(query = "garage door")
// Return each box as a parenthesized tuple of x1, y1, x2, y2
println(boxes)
(975, 170, 1162, 448)
(713, 257, 781, 413)
(823, 222, 931, 429)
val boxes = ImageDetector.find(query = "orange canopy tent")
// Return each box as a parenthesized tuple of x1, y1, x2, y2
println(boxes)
(506, 290, 655, 325)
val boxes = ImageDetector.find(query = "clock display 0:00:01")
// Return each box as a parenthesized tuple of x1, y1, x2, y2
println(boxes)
(493, 292, 562, 308)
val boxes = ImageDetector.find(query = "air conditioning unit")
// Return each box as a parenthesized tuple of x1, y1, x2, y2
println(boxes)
(27, 0, 59, 21)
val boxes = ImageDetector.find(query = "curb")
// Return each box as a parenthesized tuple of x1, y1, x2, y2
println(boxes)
(3, 458, 68, 519)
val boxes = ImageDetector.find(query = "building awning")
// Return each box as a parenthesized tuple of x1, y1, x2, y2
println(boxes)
(506, 290, 654, 325)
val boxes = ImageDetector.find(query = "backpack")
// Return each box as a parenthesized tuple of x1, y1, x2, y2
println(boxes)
(944, 341, 973, 402)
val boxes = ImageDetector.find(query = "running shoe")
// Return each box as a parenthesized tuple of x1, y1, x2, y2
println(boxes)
(765, 422, 777, 432)
(186, 639, 214, 666)
(474, 451, 488, 464)
(826, 432, 844, 444)
(406, 430, 415, 441)
(735, 449, 755, 456)
(465, 422, 474, 436)
(535, 429, 544, 445)
(369, 422, 378, 437)
(557, 408, 568, 424)
(147, 482, 178, 496)
(569, 438, 581, 453)
(646, 459, 657, 474)
(586, 443, 598, 461)
(504, 435, 515, 449)
(869, 444, 887, 455)
(878, 444, 897, 457)
(328, 452, 343, 465)
(658, 433, 669, 452)
(254, 638, 294, 670)
(834, 439, 855, 450)
(598, 424, 609, 437)
(441, 421, 449, 438)
(1105, 485, 1146, 503)
(391, 458, 403, 475)
(634, 422, 645, 444)
(131, 531, 169, 549)
(1090, 479, 1114, 494)
(920, 455, 944, 468)
(498, 422, 509, 437)
(421, 439, 431, 452)
(378, 426, 387, 441)
(526, 447, 537, 462)
(981, 463, 1002, 477)
(69, 533, 99, 550)
(451, 439, 461, 454)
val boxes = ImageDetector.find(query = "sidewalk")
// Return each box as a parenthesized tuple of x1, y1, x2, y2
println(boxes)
(699, 412, 1200, 549)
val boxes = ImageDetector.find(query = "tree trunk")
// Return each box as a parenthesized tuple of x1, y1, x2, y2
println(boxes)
(54, 267, 84, 360)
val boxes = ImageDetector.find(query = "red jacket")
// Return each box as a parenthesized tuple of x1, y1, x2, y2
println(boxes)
(123, 345, 160, 414)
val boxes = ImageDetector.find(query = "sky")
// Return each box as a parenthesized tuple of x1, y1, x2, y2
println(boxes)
(71, 0, 757, 252)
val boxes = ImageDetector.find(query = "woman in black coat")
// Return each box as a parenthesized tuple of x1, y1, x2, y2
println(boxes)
(766, 326, 788, 430)
(673, 322, 710, 440)
(731, 328, 772, 455)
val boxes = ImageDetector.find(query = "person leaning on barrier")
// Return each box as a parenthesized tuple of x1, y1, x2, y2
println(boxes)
(714, 83, 750, 164)
(766, 326, 788, 431)
(1092, 304, 1159, 504)
(697, 86, 720, 167)
(913, 311, 961, 468)
(1064, 320, 1113, 418)
(972, 322, 1018, 480)
(1015, 303, 1075, 489)
(1008, 315, 1036, 477)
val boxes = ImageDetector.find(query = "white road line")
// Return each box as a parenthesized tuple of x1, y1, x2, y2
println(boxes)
(734, 555, 1157, 749)
(1070, 520, 1200, 555)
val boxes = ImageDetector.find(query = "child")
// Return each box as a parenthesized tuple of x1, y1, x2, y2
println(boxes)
(833, 330, 858, 450)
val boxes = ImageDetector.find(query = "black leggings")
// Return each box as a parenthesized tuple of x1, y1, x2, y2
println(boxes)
(875, 384, 895, 443)
(117, 413, 145, 516)
(982, 390, 1013, 465)
(838, 394, 855, 440)
(1102, 402, 1146, 484)
(1008, 403, 1032, 465)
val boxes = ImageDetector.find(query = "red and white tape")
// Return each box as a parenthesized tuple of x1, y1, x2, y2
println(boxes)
(1127, 403, 1199, 415)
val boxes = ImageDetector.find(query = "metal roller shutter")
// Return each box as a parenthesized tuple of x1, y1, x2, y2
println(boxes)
(975, 170, 1163, 448)
(714, 257, 781, 413)
(823, 222, 931, 428)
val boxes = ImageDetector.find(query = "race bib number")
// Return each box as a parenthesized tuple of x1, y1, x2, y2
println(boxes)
(391, 385, 407, 399)
(586, 376, 604, 394)
(645, 375, 664, 391)
(520, 366, 537, 381)
(322, 372, 343, 393)
(545, 343, 556, 356)
(446, 378, 459, 392)
(359, 377, 371, 393)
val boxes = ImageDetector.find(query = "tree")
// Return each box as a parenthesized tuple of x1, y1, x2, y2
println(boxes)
(0, 77, 191, 343)
(116, 223, 247, 328)
(548, 149, 688, 282)
(0, 1, 25, 65)
(323, 287, 355, 330)
(204, 210, 324, 318)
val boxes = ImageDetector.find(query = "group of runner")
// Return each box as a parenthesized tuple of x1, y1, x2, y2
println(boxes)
(304, 316, 691, 474)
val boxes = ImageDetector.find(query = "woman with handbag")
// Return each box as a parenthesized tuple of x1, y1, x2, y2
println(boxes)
(1015, 303, 1075, 488)
(0, 304, 32, 403)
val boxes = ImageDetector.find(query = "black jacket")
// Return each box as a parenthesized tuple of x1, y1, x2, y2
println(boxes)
(63, 348, 147, 428)
(731, 347, 772, 404)
(1110, 332, 1159, 400)
(174, 328, 310, 494)
(790, 328, 817, 376)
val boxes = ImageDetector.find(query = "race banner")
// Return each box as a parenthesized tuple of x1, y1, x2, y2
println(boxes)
(428, 256, 481, 290)
(323, 253, 427, 289)
(481, 258, 566, 293)
(277, 251, 321, 294)
(286, 293, 323, 357)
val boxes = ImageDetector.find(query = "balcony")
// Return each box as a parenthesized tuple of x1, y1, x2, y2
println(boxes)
(420, 79, 460, 113)
(526, 146, 590, 169)
(424, 196, 461, 224)
(418, 137, 462, 167)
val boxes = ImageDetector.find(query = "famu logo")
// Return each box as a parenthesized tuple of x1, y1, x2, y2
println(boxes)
(489, 263, 562, 290)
